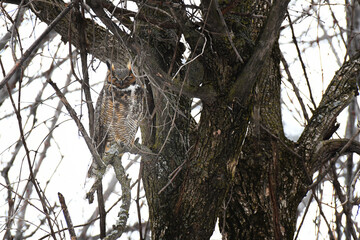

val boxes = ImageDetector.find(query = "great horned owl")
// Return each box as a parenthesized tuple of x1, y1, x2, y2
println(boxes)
(89, 61, 143, 175)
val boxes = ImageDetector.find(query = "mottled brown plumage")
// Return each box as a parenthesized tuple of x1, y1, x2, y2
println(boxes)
(89, 62, 143, 175)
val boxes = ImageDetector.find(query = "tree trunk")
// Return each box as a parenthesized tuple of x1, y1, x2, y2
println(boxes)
(221, 45, 309, 239)
(139, 1, 292, 239)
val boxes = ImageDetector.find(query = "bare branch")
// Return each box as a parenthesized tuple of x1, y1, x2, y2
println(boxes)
(280, 51, 310, 123)
(312, 138, 360, 168)
(0, 1, 74, 90)
(6, 84, 57, 240)
(330, 167, 358, 240)
(72, 2, 95, 137)
(103, 145, 131, 240)
(136, 163, 144, 240)
(287, 11, 316, 110)
(310, 135, 360, 189)
(0, 4, 25, 52)
(46, 78, 105, 171)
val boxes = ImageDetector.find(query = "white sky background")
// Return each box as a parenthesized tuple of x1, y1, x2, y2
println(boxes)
(0, 0, 359, 239)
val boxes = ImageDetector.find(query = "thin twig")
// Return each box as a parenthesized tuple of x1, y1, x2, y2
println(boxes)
(287, 11, 317, 110)
(294, 193, 314, 240)
(330, 167, 358, 239)
(6, 84, 57, 240)
(0, 1, 75, 89)
(214, 0, 243, 63)
(46, 78, 105, 171)
(280, 51, 310, 123)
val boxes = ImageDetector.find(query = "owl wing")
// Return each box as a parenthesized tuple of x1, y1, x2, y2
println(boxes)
(88, 88, 108, 176)
(93, 88, 108, 156)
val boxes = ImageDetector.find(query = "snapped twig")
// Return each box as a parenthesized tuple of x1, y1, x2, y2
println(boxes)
(58, 192, 77, 240)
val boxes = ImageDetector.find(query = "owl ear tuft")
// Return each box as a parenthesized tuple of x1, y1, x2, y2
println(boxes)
(106, 60, 111, 70)
(106, 61, 115, 72)
(127, 61, 132, 71)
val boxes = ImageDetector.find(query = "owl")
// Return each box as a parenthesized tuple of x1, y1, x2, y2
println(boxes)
(89, 61, 143, 176)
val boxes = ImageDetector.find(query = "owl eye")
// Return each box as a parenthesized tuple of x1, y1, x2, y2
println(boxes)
(107, 74, 121, 85)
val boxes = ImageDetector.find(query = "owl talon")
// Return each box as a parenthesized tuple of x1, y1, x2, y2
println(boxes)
(109, 143, 121, 155)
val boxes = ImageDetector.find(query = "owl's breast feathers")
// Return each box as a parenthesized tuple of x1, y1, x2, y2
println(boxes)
(93, 82, 143, 157)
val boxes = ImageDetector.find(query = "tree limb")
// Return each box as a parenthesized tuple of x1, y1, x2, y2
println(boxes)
(298, 55, 360, 167)
(310, 136, 360, 188)
(228, 0, 290, 103)
(31, 0, 130, 66)
(313, 139, 360, 167)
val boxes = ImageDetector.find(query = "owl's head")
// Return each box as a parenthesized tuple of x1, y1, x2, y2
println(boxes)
(106, 61, 136, 89)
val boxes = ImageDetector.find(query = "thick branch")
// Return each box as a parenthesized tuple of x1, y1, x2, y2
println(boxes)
(101, 0, 178, 29)
(30, 0, 130, 67)
(298, 55, 360, 166)
(313, 139, 360, 168)
(1, 0, 22, 4)
(228, 0, 290, 102)
(22, 0, 211, 101)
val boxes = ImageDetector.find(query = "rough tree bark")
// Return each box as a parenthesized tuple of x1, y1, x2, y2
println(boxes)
(2, 0, 360, 239)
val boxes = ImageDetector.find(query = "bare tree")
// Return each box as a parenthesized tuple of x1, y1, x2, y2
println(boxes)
(1, 0, 360, 239)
